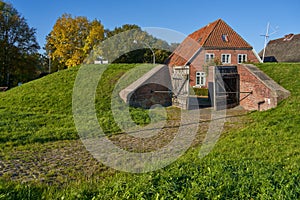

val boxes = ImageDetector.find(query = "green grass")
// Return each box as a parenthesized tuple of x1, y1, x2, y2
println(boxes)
(0, 64, 155, 147)
(0, 66, 78, 147)
(1, 63, 300, 199)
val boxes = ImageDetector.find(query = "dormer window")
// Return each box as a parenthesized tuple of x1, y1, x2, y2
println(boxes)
(222, 34, 229, 42)
(283, 33, 294, 41)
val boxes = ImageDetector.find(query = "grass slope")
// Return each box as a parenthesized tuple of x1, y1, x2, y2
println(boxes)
(0, 64, 154, 147)
(0, 66, 78, 147)
(0, 63, 300, 199)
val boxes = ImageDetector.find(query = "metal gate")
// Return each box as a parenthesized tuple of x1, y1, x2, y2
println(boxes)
(210, 66, 240, 110)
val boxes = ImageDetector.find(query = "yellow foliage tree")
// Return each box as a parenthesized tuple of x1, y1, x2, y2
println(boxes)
(46, 14, 104, 69)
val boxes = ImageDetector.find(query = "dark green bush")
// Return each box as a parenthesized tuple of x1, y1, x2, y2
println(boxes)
(192, 87, 208, 96)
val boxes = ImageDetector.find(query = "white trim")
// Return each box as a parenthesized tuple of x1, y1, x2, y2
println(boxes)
(174, 66, 189, 70)
(252, 49, 263, 63)
(195, 71, 206, 86)
(221, 54, 231, 64)
(205, 53, 215, 63)
(237, 54, 247, 64)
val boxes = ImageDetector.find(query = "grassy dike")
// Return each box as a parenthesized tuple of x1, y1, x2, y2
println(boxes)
(0, 63, 300, 199)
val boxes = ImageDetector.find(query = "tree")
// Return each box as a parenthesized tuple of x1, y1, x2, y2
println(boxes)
(0, 1, 40, 87)
(90, 24, 173, 64)
(46, 14, 104, 69)
(105, 24, 141, 38)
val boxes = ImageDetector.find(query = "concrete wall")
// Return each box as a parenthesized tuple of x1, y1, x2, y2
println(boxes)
(119, 65, 172, 109)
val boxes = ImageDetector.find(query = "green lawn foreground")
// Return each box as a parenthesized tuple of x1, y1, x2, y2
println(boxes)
(0, 63, 300, 199)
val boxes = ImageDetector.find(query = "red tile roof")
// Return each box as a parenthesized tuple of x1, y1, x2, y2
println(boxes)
(201, 19, 252, 48)
(167, 19, 253, 66)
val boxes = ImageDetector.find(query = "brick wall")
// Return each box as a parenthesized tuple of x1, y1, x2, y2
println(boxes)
(204, 64, 288, 111)
(205, 49, 260, 64)
(120, 64, 289, 111)
(238, 65, 276, 111)
(188, 49, 260, 87)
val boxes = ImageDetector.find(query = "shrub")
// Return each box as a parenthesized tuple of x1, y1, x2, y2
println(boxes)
(192, 87, 208, 96)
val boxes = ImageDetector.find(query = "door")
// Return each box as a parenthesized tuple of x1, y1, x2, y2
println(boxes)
(171, 66, 189, 109)
(211, 66, 240, 110)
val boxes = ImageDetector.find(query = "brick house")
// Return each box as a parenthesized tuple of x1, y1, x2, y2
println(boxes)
(166, 19, 262, 88)
(120, 19, 290, 111)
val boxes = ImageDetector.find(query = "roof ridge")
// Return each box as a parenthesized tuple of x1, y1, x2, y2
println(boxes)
(203, 19, 252, 49)
(186, 18, 221, 45)
(269, 33, 300, 42)
(202, 19, 222, 46)
(166, 19, 256, 66)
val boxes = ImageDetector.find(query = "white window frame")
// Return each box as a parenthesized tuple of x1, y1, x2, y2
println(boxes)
(238, 54, 247, 64)
(195, 72, 206, 87)
(221, 54, 231, 64)
(205, 53, 215, 63)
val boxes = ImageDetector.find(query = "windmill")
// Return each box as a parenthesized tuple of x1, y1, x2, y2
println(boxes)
(260, 22, 278, 62)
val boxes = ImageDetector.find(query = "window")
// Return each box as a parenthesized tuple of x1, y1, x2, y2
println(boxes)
(221, 54, 231, 64)
(222, 34, 229, 42)
(195, 72, 206, 86)
(238, 54, 247, 64)
(205, 53, 215, 63)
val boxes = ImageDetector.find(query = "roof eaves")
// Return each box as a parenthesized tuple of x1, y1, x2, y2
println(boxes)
(203, 46, 253, 50)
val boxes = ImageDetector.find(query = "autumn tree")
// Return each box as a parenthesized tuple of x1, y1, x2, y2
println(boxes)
(46, 14, 104, 70)
(0, 1, 40, 87)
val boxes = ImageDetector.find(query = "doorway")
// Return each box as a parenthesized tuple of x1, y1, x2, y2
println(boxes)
(209, 66, 240, 110)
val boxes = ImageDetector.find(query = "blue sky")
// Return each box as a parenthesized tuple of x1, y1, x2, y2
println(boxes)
(8, 0, 300, 54)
